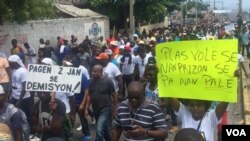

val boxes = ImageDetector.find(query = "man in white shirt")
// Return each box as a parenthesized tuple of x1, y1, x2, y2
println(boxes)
(134, 46, 152, 80)
(8, 55, 32, 124)
(240, 28, 250, 57)
(24, 42, 36, 65)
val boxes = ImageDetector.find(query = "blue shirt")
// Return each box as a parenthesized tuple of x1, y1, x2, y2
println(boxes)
(75, 74, 89, 105)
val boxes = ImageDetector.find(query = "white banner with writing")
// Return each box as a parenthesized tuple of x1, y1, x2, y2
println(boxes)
(26, 64, 82, 93)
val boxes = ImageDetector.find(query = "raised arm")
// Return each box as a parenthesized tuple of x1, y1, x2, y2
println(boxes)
(215, 102, 229, 120)
(170, 98, 181, 112)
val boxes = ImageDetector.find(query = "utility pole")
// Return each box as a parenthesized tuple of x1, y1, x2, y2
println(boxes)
(181, 2, 184, 25)
(129, 0, 135, 39)
(185, 0, 188, 24)
(195, 0, 198, 24)
(239, 0, 242, 15)
(214, 0, 216, 10)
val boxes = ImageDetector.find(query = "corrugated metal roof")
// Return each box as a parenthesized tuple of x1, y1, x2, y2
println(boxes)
(54, 3, 104, 17)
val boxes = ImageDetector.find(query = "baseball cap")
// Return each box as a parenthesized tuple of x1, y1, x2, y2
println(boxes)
(147, 57, 156, 66)
(95, 53, 109, 60)
(39, 44, 46, 48)
(0, 85, 5, 95)
(150, 37, 156, 42)
(138, 40, 145, 45)
(124, 46, 131, 52)
(119, 45, 125, 50)
(133, 34, 138, 38)
(63, 61, 73, 66)
(42, 58, 53, 65)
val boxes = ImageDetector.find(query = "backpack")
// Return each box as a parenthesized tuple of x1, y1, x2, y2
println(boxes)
(0, 104, 30, 141)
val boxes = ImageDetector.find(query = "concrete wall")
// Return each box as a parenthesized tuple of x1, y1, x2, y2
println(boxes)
(0, 17, 109, 56)
(138, 17, 169, 34)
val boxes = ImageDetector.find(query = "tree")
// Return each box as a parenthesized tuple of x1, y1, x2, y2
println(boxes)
(86, 0, 185, 29)
(0, 0, 54, 24)
(184, 0, 209, 18)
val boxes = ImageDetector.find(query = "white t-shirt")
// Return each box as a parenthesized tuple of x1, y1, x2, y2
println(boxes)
(241, 32, 249, 45)
(55, 92, 74, 114)
(79, 65, 90, 80)
(145, 83, 159, 105)
(121, 54, 135, 75)
(238, 54, 244, 70)
(103, 62, 121, 92)
(175, 103, 219, 141)
(238, 54, 244, 63)
(26, 47, 36, 64)
(11, 67, 30, 99)
(114, 54, 122, 66)
(134, 53, 152, 78)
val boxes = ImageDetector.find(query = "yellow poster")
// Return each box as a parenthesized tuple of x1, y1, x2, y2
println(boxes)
(156, 40, 238, 102)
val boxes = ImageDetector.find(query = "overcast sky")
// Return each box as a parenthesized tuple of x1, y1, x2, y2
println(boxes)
(203, 0, 250, 11)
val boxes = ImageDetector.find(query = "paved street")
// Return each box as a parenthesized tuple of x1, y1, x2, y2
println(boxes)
(241, 58, 250, 125)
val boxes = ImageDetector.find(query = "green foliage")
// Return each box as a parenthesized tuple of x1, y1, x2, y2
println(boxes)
(86, 0, 184, 28)
(135, 1, 166, 23)
(186, 0, 209, 11)
(184, 1, 209, 18)
(164, 0, 182, 12)
(0, 0, 54, 24)
(0, 0, 14, 22)
(28, 0, 54, 20)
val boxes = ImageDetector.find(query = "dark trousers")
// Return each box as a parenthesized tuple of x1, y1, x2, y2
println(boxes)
(123, 74, 133, 87)
(122, 74, 133, 97)
(164, 103, 177, 126)
(241, 44, 250, 57)
(76, 105, 90, 136)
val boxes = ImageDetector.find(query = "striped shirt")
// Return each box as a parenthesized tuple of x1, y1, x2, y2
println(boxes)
(114, 99, 167, 141)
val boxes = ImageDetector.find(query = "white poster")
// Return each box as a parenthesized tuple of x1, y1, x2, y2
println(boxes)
(26, 64, 82, 93)
(84, 21, 105, 40)
(225, 23, 235, 32)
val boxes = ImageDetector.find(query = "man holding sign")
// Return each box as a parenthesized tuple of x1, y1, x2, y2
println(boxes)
(170, 98, 228, 141)
(156, 40, 238, 141)
(26, 61, 82, 93)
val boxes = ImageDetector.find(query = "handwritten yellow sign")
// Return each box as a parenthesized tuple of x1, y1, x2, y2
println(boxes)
(156, 40, 238, 102)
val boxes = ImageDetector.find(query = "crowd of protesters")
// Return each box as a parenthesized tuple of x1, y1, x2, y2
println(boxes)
(0, 19, 249, 141)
